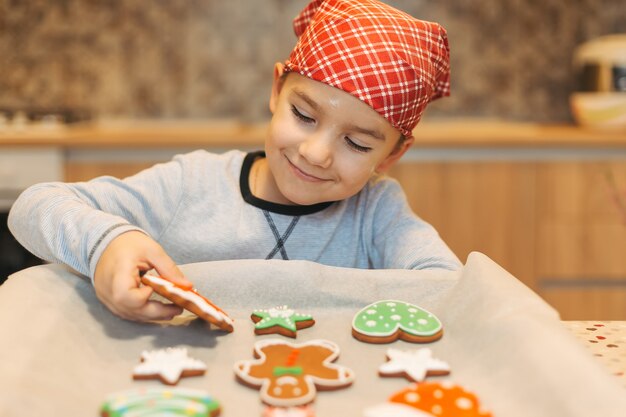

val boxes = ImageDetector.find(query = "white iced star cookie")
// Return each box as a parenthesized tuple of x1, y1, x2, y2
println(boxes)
(133, 347, 207, 385)
(378, 348, 450, 382)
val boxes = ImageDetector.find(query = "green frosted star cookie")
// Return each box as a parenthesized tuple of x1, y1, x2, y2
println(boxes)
(352, 300, 443, 344)
(251, 305, 315, 338)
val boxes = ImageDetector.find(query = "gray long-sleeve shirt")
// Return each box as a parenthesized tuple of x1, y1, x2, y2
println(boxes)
(8, 150, 461, 278)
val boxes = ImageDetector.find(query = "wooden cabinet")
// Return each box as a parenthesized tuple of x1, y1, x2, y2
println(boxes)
(534, 162, 626, 320)
(5, 121, 626, 319)
(389, 159, 626, 320)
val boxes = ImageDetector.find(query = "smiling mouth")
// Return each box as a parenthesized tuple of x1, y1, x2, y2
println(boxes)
(286, 157, 328, 182)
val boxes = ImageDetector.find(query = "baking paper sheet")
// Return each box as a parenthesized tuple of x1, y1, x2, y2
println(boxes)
(0, 252, 624, 416)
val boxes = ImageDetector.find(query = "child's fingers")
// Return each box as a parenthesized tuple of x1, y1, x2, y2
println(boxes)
(148, 248, 193, 290)
(137, 301, 184, 322)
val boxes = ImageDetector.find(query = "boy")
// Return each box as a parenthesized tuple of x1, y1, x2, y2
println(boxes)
(8, 0, 460, 322)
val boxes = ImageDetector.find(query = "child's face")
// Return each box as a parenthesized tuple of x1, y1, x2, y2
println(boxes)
(265, 64, 411, 206)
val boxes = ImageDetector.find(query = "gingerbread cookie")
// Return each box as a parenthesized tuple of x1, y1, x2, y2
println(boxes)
(141, 274, 233, 332)
(352, 300, 443, 344)
(234, 339, 354, 406)
(133, 347, 207, 385)
(100, 387, 221, 417)
(363, 382, 492, 417)
(378, 348, 450, 382)
(251, 305, 315, 338)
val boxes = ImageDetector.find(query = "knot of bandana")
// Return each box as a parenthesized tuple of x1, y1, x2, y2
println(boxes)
(285, 0, 451, 138)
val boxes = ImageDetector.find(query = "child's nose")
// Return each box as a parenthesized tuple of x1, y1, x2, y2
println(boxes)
(298, 133, 332, 168)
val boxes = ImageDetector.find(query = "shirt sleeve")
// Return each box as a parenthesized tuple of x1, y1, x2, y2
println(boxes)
(366, 177, 462, 271)
(7, 155, 186, 279)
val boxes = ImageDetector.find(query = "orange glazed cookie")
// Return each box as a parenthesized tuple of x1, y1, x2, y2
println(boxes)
(234, 339, 354, 407)
(363, 382, 492, 417)
(141, 274, 233, 332)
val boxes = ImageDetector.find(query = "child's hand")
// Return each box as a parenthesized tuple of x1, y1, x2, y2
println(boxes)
(93, 231, 193, 322)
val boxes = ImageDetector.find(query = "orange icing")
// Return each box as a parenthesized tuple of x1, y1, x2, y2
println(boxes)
(389, 382, 492, 417)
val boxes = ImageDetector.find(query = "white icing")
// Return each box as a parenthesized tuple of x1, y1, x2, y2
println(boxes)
(404, 392, 420, 403)
(143, 274, 233, 326)
(431, 404, 443, 415)
(366, 309, 377, 315)
(366, 320, 377, 327)
(391, 314, 402, 321)
(133, 348, 206, 385)
(378, 348, 450, 382)
(456, 397, 473, 410)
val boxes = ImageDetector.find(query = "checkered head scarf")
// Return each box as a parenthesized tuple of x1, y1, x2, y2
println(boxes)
(284, 0, 451, 139)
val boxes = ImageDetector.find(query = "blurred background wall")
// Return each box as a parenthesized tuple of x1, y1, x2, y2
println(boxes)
(1, 0, 625, 123)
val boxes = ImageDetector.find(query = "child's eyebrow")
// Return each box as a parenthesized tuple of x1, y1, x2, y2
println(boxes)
(292, 89, 320, 111)
(292, 89, 386, 141)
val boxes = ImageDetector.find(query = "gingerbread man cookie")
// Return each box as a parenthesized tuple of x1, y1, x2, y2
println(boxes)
(100, 387, 221, 417)
(234, 339, 354, 406)
(363, 382, 492, 417)
(378, 348, 450, 382)
(133, 347, 207, 385)
(141, 274, 233, 332)
(352, 300, 443, 344)
(251, 305, 315, 338)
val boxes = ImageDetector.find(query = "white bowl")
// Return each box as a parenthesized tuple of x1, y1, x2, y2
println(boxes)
(570, 92, 626, 129)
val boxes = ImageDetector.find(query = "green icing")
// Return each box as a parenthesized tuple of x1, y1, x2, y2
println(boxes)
(100, 388, 220, 417)
(273, 366, 304, 376)
(252, 306, 313, 332)
(352, 300, 442, 337)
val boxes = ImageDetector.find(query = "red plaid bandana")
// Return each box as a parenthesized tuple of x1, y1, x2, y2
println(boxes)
(285, 0, 451, 138)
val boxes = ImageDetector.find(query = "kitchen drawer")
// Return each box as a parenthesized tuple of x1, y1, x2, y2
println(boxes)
(0, 148, 63, 189)
(0, 148, 63, 210)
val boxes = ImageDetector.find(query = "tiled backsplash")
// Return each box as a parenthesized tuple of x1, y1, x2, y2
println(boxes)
(1, 0, 624, 123)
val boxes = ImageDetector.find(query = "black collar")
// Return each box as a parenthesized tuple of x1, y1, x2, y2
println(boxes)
(239, 151, 335, 216)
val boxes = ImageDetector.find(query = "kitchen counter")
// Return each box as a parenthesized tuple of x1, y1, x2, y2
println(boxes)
(1, 119, 626, 149)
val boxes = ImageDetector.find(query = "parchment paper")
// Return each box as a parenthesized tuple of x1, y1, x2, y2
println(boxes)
(0, 252, 624, 416)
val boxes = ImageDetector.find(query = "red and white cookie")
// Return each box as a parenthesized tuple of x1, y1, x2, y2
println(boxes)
(132, 347, 207, 385)
(234, 339, 354, 407)
(141, 274, 233, 332)
(262, 405, 316, 417)
(363, 382, 492, 417)
(378, 348, 450, 382)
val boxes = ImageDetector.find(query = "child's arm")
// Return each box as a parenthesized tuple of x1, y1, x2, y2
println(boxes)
(8, 155, 194, 321)
(367, 179, 462, 270)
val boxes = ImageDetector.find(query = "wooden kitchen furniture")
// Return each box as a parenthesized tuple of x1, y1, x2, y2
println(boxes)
(2, 119, 626, 319)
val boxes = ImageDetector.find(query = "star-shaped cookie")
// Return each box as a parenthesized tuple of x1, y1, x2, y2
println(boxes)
(133, 347, 207, 385)
(378, 348, 450, 382)
(251, 305, 315, 338)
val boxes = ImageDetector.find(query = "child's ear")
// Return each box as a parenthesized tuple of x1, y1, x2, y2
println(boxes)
(269, 62, 286, 114)
(375, 136, 415, 174)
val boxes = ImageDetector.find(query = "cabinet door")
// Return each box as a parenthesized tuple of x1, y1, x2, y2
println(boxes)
(389, 161, 537, 287)
(65, 162, 157, 182)
(535, 161, 626, 319)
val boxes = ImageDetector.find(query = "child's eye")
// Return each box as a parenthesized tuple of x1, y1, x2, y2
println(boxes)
(291, 105, 315, 124)
(344, 137, 372, 153)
